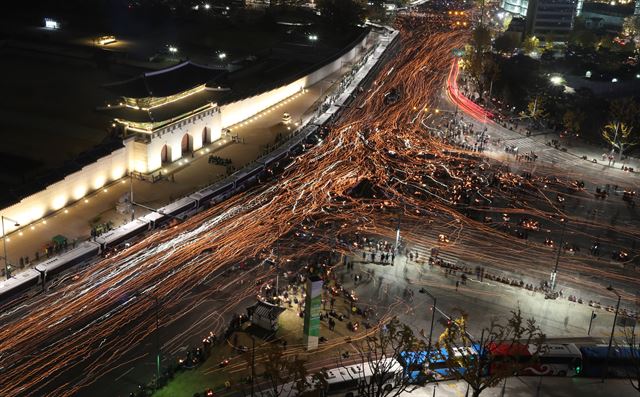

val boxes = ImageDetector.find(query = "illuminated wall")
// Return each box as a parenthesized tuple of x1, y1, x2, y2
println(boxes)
(142, 106, 222, 173)
(0, 32, 370, 234)
(501, 0, 529, 16)
(219, 33, 369, 128)
(0, 147, 127, 236)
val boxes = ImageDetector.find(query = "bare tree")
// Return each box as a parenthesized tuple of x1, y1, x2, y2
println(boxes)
(337, 317, 430, 397)
(621, 326, 640, 393)
(249, 342, 324, 397)
(435, 309, 546, 397)
(602, 121, 637, 160)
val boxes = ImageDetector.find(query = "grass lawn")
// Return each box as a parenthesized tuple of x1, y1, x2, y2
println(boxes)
(154, 369, 221, 397)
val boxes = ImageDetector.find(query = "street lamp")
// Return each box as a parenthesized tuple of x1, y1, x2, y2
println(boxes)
(1, 216, 20, 279)
(602, 285, 622, 383)
(549, 75, 564, 86)
(550, 218, 567, 291)
(394, 205, 402, 253)
(135, 292, 161, 389)
(420, 288, 437, 359)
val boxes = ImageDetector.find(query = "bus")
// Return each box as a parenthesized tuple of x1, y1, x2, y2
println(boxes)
(399, 346, 479, 383)
(580, 345, 638, 378)
(488, 343, 582, 377)
(257, 358, 403, 397)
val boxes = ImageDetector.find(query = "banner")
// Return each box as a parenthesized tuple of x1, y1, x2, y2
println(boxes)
(303, 275, 323, 350)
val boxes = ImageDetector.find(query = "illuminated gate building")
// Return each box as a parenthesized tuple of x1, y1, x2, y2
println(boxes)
(103, 62, 227, 174)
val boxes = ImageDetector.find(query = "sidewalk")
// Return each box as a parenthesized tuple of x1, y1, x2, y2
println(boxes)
(449, 65, 640, 181)
(495, 117, 640, 176)
(346, 251, 626, 341)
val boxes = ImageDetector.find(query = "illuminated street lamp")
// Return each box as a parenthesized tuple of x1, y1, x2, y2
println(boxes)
(1, 216, 20, 279)
(44, 18, 59, 29)
(550, 75, 564, 85)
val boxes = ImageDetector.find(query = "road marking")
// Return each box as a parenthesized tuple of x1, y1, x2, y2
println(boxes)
(115, 367, 135, 381)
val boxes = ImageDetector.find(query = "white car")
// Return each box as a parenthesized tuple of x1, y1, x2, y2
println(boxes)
(282, 112, 291, 124)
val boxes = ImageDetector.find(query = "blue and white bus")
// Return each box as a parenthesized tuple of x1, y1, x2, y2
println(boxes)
(399, 346, 479, 383)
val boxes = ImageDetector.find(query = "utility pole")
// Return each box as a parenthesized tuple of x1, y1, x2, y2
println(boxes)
(251, 336, 256, 396)
(275, 239, 280, 297)
(395, 214, 401, 254)
(603, 286, 621, 383)
(426, 291, 437, 358)
(488, 78, 494, 102)
(154, 296, 160, 389)
(130, 173, 135, 222)
(135, 292, 161, 389)
(588, 311, 596, 336)
(1, 216, 20, 280)
(550, 219, 567, 291)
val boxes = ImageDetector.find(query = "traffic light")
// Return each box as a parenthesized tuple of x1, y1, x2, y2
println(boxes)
(572, 358, 582, 374)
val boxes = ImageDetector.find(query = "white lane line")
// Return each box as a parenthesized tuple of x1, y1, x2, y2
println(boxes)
(115, 367, 135, 381)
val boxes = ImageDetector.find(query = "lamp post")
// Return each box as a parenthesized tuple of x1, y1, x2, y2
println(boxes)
(251, 335, 256, 397)
(135, 292, 161, 389)
(394, 211, 402, 254)
(422, 288, 437, 358)
(1, 215, 20, 280)
(602, 285, 622, 383)
(550, 218, 567, 291)
(130, 174, 135, 221)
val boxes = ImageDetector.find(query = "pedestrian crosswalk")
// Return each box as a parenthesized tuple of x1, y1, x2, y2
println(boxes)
(406, 244, 460, 267)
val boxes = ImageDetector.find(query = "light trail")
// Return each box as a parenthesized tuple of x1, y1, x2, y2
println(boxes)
(0, 12, 638, 397)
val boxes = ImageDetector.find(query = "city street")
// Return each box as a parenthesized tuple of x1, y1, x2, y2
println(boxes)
(1, 6, 638, 397)
(0, 48, 366, 280)
(433, 62, 640, 312)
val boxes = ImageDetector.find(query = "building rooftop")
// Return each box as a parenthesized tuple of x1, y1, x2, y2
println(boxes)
(104, 61, 227, 99)
(102, 88, 227, 126)
(582, 2, 634, 16)
(0, 24, 368, 208)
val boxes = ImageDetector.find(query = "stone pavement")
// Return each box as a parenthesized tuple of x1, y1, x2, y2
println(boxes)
(343, 254, 623, 341)
(497, 118, 640, 178)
